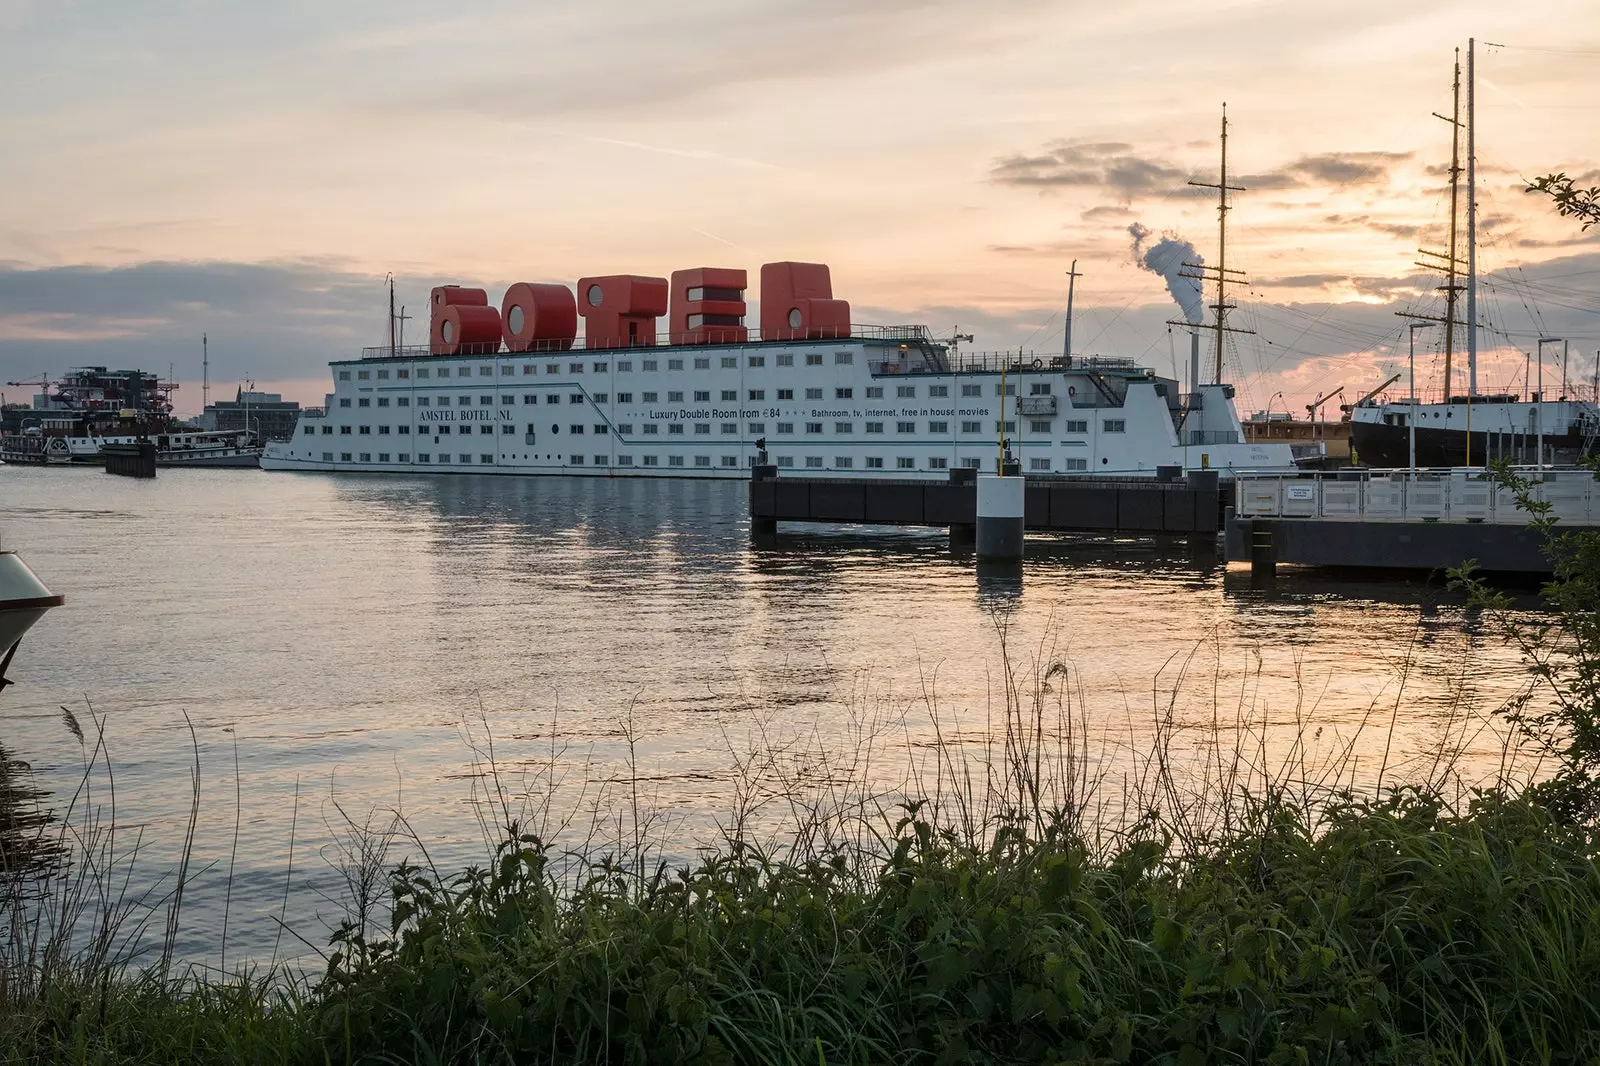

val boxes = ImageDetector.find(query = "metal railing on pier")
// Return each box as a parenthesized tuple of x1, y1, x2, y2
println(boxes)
(356, 324, 936, 361)
(1235, 468, 1600, 526)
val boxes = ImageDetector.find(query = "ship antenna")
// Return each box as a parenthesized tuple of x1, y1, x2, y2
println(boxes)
(397, 304, 412, 352)
(387, 273, 397, 358)
(1174, 103, 1252, 384)
(1063, 259, 1082, 365)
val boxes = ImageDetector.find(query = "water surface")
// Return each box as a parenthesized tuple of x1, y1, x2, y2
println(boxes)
(0, 466, 1532, 964)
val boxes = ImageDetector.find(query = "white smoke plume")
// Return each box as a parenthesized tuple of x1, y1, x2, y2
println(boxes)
(1129, 223, 1204, 324)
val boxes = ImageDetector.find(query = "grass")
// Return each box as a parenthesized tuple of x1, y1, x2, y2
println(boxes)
(5, 487, 1600, 1065)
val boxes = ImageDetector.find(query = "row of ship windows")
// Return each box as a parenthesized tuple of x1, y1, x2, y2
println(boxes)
(308, 452, 1092, 472)
(335, 383, 1030, 406)
(308, 420, 1129, 438)
(337, 352, 864, 383)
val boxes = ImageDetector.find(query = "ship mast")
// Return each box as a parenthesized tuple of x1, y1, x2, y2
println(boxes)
(1176, 104, 1252, 384)
(388, 274, 398, 358)
(1063, 259, 1081, 363)
(1443, 53, 1463, 397)
(202, 333, 209, 411)
(1411, 52, 1466, 401)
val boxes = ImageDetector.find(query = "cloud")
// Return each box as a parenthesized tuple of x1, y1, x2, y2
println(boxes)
(1239, 151, 1412, 191)
(993, 142, 1413, 200)
(1263, 274, 1348, 289)
(0, 260, 421, 411)
(1081, 205, 1134, 222)
(989, 141, 1190, 197)
(987, 241, 1079, 257)
(3, 249, 1596, 420)
(395, 0, 1060, 124)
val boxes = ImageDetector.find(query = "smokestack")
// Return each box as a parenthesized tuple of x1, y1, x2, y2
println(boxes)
(1190, 332, 1200, 396)
(1129, 223, 1204, 324)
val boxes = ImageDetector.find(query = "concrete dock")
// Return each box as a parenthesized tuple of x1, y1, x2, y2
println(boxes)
(1225, 467, 1598, 574)
(748, 466, 1222, 540)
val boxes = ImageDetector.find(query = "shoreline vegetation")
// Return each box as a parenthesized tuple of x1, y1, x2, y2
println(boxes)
(4, 461, 1600, 1064)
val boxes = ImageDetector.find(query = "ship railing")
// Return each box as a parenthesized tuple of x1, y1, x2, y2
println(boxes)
(356, 324, 935, 360)
(952, 353, 1145, 375)
(1234, 467, 1600, 525)
(1187, 430, 1241, 446)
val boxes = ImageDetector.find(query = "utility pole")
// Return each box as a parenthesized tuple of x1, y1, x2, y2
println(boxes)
(1063, 260, 1081, 364)
(1467, 38, 1478, 397)
(1175, 104, 1252, 384)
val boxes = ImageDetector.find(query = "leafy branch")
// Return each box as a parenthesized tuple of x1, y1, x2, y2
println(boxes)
(1527, 172, 1600, 231)
(1452, 458, 1600, 822)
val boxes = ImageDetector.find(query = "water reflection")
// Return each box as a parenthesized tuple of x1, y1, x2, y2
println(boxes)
(0, 468, 1550, 967)
(0, 742, 61, 888)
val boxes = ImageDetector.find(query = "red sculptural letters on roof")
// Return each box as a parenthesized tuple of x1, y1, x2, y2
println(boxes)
(415, 262, 847, 354)
(430, 285, 488, 309)
(430, 284, 500, 355)
(501, 283, 578, 352)
(575, 274, 670, 349)
(669, 267, 748, 345)
(759, 262, 850, 341)
(431, 304, 502, 356)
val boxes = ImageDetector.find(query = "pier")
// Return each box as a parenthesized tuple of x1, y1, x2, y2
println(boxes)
(748, 466, 1222, 543)
(102, 441, 156, 478)
(1226, 468, 1599, 574)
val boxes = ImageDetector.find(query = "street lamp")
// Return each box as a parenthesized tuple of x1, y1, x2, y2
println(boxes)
(1408, 322, 1432, 473)
(1267, 391, 1283, 422)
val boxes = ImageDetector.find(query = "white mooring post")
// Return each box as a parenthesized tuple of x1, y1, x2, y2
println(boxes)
(976, 474, 1025, 559)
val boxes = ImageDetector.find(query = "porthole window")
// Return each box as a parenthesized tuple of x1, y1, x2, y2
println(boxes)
(587, 284, 604, 307)
(787, 308, 803, 329)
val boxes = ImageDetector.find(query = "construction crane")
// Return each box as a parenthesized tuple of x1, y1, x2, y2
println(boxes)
(1340, 373, 1402, 417)
(1306, 385, 1345, 422)
(940, 326, 974, 363)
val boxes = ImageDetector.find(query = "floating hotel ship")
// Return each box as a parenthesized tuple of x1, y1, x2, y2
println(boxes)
(262, 262, 1296, 480)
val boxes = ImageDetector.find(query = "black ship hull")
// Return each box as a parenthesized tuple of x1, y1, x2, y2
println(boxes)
(1350, 420, 1593, 468)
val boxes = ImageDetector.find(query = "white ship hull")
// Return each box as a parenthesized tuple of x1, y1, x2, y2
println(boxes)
(264, 335, 1295, 480)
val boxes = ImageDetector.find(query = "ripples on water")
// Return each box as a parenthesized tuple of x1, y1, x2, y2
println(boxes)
(0, 465, 1537, 964)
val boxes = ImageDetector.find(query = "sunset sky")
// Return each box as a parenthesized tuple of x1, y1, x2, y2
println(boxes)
(0, 0, 1596, 417)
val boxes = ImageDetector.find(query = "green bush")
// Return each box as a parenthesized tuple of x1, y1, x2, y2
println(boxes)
(301, 792, 1600, 1066)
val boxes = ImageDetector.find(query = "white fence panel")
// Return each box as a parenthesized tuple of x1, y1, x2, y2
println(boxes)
(1320, 482, 1362, 517)
(1281, 481, 1318, 516)
(1364, 478, 1405, 517)
(1238, 479, 1282, 516)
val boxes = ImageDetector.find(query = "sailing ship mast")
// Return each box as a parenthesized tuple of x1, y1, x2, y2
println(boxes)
(1175, 104, 1252, 385)
(1411, 51, 1467, 400)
